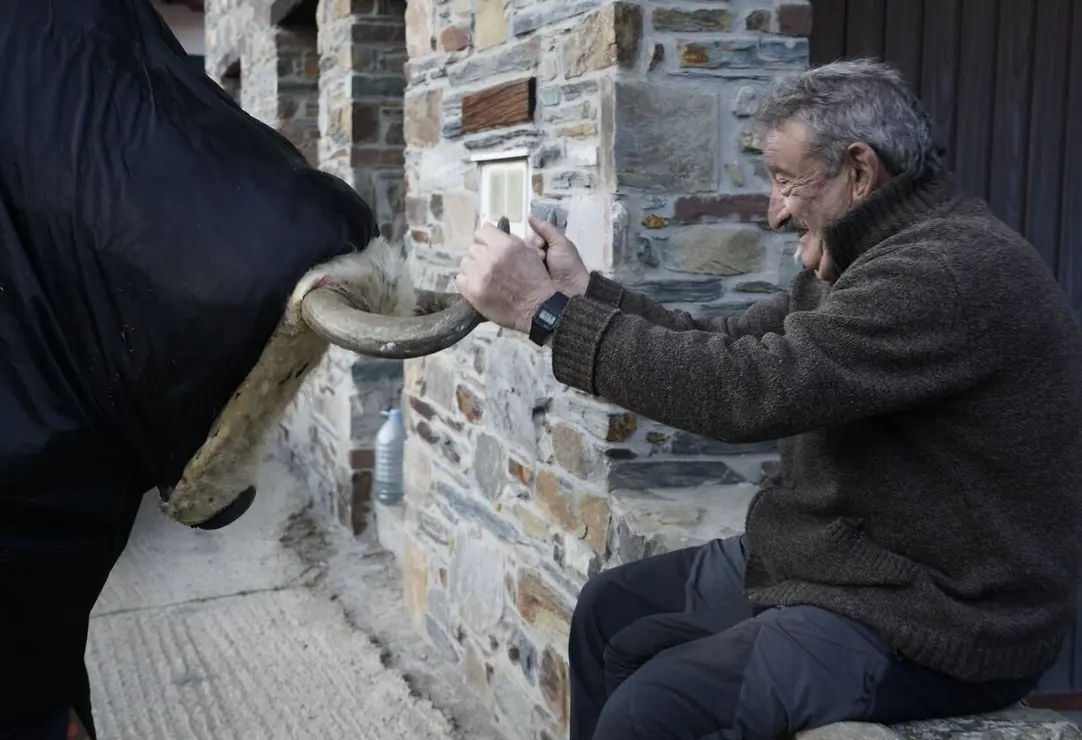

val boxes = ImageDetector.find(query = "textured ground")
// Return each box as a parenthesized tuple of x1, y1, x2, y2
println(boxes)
(86, 459, 500, 740)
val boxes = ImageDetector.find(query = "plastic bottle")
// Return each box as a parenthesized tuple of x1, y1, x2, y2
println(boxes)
(374, 408, 406, 505)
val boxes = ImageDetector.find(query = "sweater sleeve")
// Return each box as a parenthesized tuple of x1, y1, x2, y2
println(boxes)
(552, 246, 990, 443)
(585, 272, 791, 340)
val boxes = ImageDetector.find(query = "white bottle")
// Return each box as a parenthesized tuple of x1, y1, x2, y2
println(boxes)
(374, 408, 405, 505)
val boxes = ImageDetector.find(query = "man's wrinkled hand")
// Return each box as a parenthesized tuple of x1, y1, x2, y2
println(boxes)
(456, 222, 559, 334)
(525, 214, 590, 297)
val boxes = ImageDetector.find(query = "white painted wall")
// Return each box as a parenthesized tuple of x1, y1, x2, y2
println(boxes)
(152, 1, 205, 56)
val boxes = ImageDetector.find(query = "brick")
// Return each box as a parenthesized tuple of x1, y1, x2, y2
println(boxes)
(349, 146, 405, 166)
(652, 7, 732, 32)
(778, 3, 813, 37)
(672, 194, 770, 224)
(351, 20, 407, 44)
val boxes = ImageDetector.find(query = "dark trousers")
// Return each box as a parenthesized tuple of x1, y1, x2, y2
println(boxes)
(569, 536, 1041, 740)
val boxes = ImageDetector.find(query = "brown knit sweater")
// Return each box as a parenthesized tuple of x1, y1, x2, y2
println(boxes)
(550, 167, 1082, 682)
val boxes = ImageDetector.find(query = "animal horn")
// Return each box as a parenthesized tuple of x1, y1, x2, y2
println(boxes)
(298, 218, 512, 359)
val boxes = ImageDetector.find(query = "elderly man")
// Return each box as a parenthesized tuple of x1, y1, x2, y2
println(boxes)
(456, 59, 1082, 740)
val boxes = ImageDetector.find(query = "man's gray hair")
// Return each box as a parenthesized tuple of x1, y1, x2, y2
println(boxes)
(756, 59, 941, 177)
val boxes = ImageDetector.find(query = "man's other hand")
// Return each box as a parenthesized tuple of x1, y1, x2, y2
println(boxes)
(526, 214, 590, 297)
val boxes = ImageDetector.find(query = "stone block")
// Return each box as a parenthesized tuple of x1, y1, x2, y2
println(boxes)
(563, 2, 642, 79)
(539, 647, 570, 730)
(608, 484, 757, 563)
(797, 706, 1082, 739)
(612, 80, 718, 192)
(745, 9, 772, 32)
(475, 0, 507, 50)
(473, 432, 506, 501)
(516, 569, 574, 637)
(447, 35, 541, 86)
(758, 37, 809, 66)
(440, 190, 478, 251)
(652, 7, 733, 32)
(678, 37, 758, 69)
(535, 471, 610, 552)
(778, 3, 813, 37)
(404, 0, 433, 58)
(634, 278, 724, 304)
(512, 0, 603, 37)
(660, 224, 766, 276)
(484, 339, 544, 456)
(439, 25, 470, 52)
(403, 533, 429, 627)
(506, 626, 538, 684)
(449, 534, 507, 633)
(403, 89, 442, 147)
(608, 458, 746, 489)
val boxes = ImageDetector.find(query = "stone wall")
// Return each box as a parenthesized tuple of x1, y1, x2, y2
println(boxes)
(205, 0, 409, 533)
(399, 1, 809, 738)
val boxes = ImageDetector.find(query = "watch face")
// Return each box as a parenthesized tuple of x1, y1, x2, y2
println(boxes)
(538, 307, 559, 326)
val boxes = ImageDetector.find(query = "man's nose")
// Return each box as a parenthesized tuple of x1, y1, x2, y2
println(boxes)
(767, 192, 788, 230)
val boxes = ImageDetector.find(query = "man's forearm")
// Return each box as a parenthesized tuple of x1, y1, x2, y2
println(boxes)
(584, 271, 793, 340)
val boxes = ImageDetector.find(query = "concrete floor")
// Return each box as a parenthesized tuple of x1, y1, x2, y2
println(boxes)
(85, 460, 469, 740)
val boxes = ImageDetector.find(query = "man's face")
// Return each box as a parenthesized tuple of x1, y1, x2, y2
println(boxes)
(763, 121, 856, 282)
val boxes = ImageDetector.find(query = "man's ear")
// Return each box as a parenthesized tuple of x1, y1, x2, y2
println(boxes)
(845, 142, 886, 199)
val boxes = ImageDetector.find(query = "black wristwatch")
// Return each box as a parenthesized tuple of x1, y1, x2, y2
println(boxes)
(529, 291, 569, 346)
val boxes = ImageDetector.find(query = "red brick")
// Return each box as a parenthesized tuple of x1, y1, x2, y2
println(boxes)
(350, 146, 405, 167)
(439, 25, 470, 51)
(672, 194, 769, 224)
(777, 4, 812, 37)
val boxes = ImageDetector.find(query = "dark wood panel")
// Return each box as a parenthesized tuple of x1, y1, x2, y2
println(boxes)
(919, 0, 962, 165)
(883, 0, 925, 93)
(1023, 0, 1072, 269)
(460, 78, 537, 136)
(844, 0, 886, 59)
(987, 1, 1036, 234)
(809, 0, 848, 65)
(1057, 0, 1082, 316)
(951, 0, 999, 202)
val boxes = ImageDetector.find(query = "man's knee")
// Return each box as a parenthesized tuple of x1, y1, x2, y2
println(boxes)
(571, 567, 621, 632)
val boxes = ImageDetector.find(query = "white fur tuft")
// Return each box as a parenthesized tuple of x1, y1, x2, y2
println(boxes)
(288, 236, 416, 327)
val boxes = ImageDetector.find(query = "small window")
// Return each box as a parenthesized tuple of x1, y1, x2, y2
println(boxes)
(478, 156, 530, 239)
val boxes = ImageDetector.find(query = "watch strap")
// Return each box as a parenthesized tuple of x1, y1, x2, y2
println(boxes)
(529, 291, 569, 346)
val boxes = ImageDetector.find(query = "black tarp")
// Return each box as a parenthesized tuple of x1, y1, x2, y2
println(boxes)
(0, 0, 380, 728)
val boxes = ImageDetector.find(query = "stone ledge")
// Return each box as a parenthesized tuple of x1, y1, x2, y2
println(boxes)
(797, 706, 1081, 739)
(608, 491, 1081, 738)
(608, 483, 756, 563)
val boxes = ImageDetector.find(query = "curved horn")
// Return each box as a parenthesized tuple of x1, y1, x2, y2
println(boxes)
(298, 218, 512, 359)
(300, 291, 483, 359)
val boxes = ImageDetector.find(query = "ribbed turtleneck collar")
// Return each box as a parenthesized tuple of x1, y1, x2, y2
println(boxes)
(824, 166, 962, 275)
